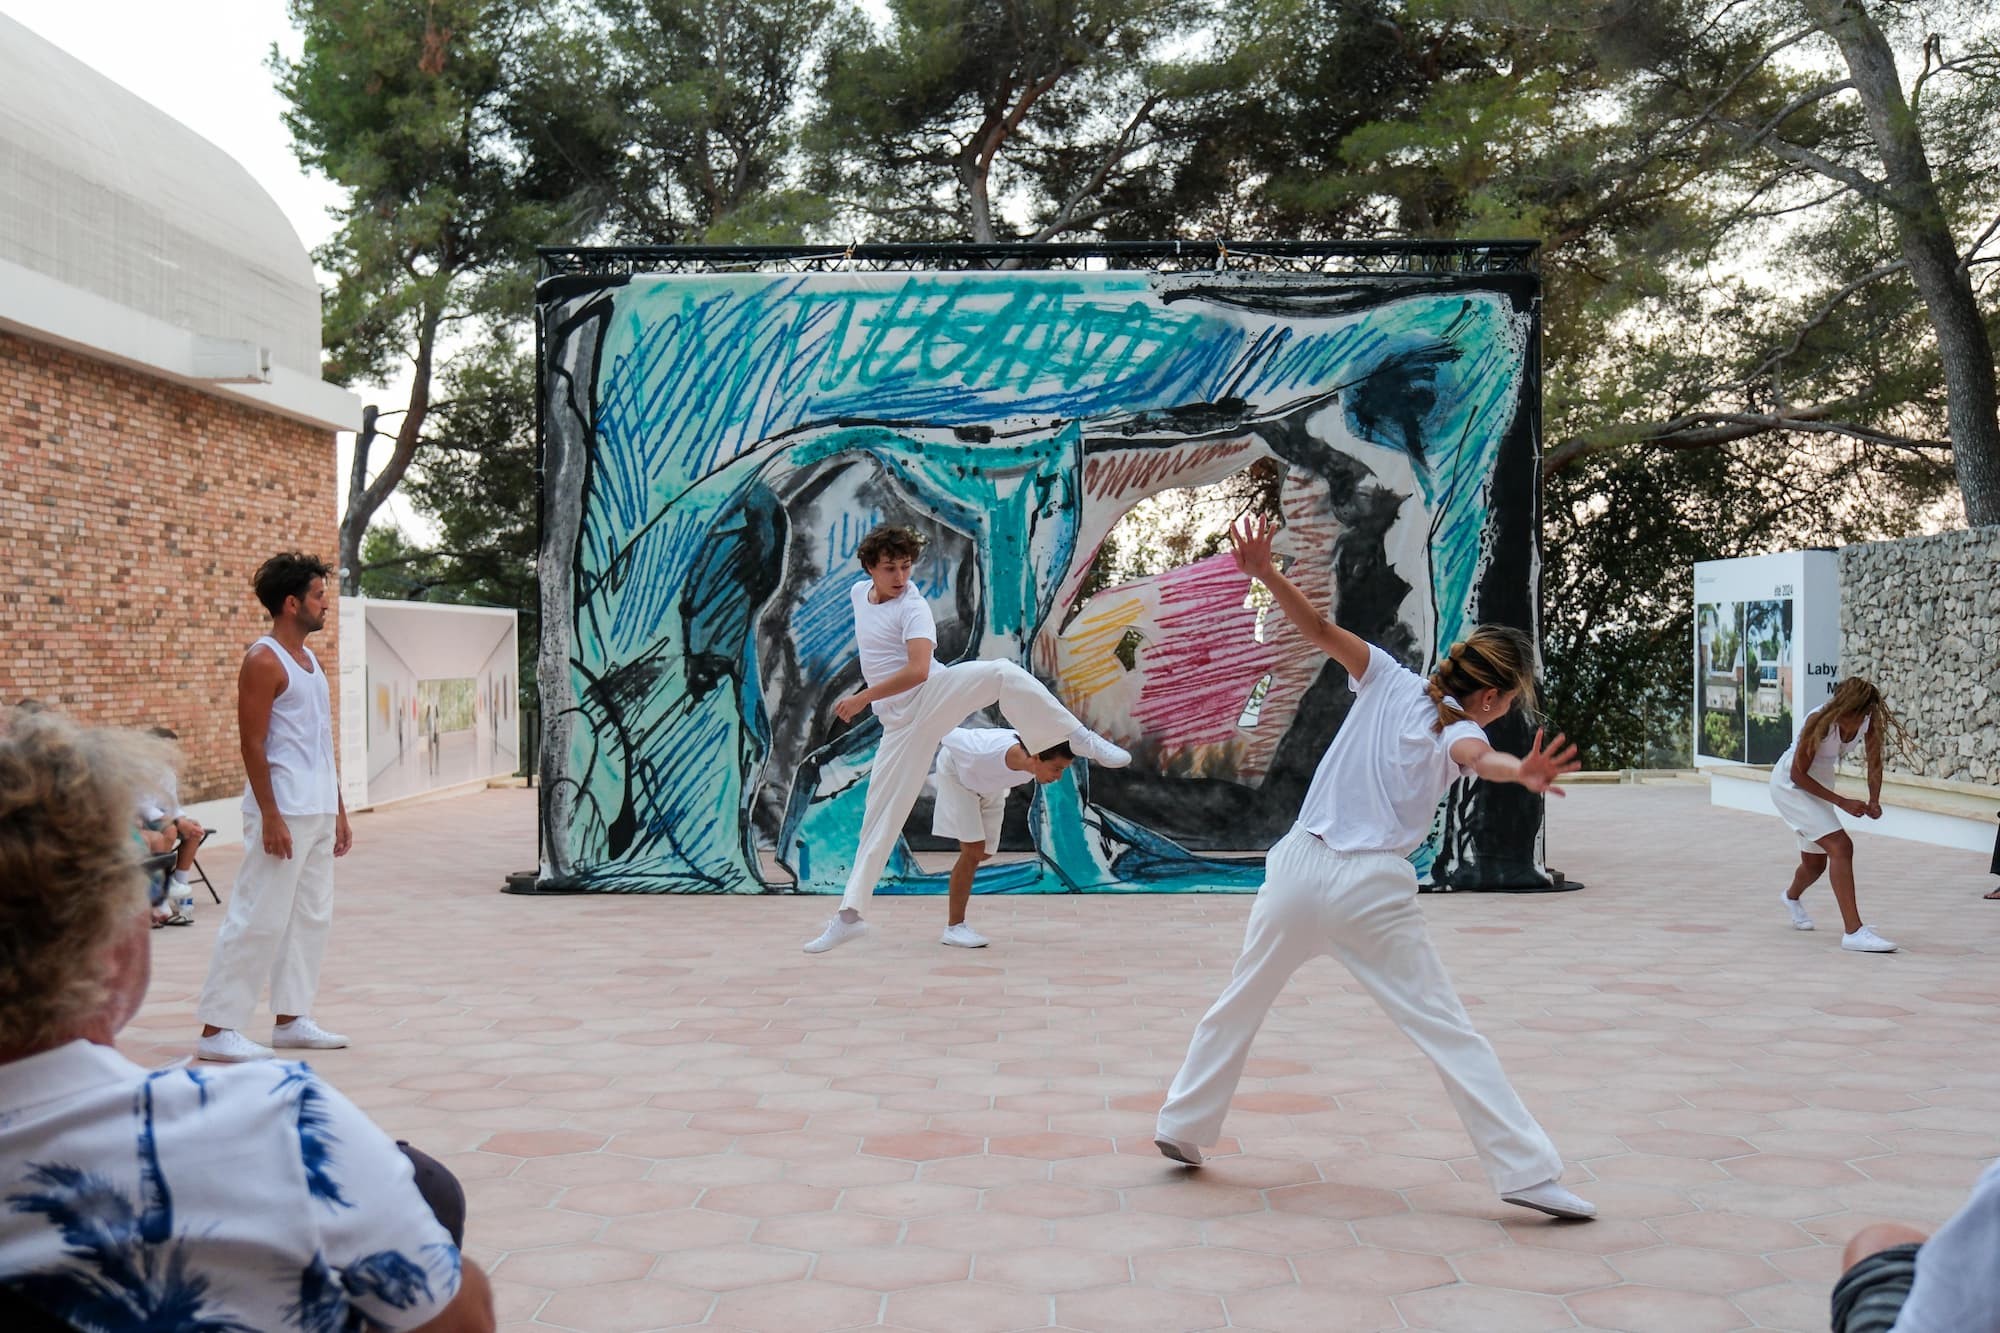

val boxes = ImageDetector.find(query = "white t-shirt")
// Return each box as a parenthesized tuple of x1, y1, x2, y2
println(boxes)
(0, 1041, 461, 1332)
(1771, 703, 1869, 793)
(137, 763, 183, 826)
(1892, 1157, 2000, 1333)
(1297, 644, 1490, 856)
(850, 580, 945, 729)
(938, 728, 1032, 795)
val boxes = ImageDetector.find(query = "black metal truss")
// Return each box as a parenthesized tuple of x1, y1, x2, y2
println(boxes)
(538, 239, 1539, 280)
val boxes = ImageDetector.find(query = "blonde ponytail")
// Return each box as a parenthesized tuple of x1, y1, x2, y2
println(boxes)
(1426, 626, 1538, 733)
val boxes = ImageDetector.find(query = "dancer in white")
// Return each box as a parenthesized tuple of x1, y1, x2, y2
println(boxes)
(804, 526, 1128, 953)
(194, 553, 352, 1062)
(930, 727, 1074, 949)
(1771, 677, 1902, 951)
(1155, 517, 1595, 1220)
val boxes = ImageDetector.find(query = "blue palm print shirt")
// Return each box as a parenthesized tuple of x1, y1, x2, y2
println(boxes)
(0, 1041, 461, 1332)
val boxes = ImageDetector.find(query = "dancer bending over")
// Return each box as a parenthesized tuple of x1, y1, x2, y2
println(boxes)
(1770, 678, 1901, 952)
(930, 727, 1074, 949)
(1154, 517, 1593, 1221)
(804, 526, 1127, 953)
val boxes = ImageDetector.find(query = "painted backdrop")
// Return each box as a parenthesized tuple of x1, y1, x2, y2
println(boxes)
(537, 267, 1546, 893)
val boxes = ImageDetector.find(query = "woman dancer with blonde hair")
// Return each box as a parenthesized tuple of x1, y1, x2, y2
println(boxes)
(1155, 517, 1593, 1220)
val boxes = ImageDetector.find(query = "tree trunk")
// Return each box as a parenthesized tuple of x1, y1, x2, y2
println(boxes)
(338, 310, 440, 593)
(338, 406, 380, 593)
(1803, 0, 2000, 525)
(959, 147, 997, 243)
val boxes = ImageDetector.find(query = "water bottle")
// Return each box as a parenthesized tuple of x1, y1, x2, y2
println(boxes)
(172, 881, 195, 918)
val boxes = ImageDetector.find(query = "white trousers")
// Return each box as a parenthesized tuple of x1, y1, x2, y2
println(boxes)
(1157, 827, 1564, 1194)
(843, 660, 1081, 911)
(196, 812, 337, 1031)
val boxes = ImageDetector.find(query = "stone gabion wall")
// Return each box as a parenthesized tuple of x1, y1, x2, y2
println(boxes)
(1839, 526, 2000, 784)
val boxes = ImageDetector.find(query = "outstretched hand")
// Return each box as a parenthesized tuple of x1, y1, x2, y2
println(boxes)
(1516, 729, 1581, 797)
(1228, 516, 1280, 580)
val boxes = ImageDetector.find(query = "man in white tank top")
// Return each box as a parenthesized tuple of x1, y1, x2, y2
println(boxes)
(194, 554, 353, 1063)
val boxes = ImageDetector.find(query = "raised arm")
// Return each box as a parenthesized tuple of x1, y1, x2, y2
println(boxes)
(1228, 517, 1372, 682)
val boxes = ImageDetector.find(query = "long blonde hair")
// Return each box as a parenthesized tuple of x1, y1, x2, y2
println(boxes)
(1797, 677, 1907, 764)
(1426, 625, 1538, 733)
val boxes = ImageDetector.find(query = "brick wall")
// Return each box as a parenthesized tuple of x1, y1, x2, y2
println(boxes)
(0, 331, 340, 802)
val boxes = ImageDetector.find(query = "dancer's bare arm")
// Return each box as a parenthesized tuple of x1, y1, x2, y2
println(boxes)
(1449, 730, 1582, 796)
(1864, 725, 1884, 818)
(835, 639, 934, 722)
(1227, 517, 1371, 681)
(1790, 736, 1867, 817)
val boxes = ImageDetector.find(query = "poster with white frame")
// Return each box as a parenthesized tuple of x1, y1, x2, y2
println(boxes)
(1691, 551, 1840, 768)
(337, 597, 520, 809)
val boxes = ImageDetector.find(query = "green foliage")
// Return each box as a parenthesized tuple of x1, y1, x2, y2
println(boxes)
(289, 0, 1995, 760)
(597, 0, 834, 242)
(810, 0, 1208, 239)
(1703, 709, 1743, 761)
(1748, 708, 1794, 764)
(276, 0, 617, 387)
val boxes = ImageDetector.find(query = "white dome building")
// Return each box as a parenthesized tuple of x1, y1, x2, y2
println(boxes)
(0, 12, 360, 811)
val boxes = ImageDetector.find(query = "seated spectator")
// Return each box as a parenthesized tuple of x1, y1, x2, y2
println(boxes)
(1831, 1158, 2000, 1332)
(137, 727, 203, 925)
(0, 711, 494, 1333)
(132, 821, 182, 929)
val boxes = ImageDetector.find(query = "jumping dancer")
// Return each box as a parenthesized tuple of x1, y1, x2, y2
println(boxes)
(1154, 517, 1594, 1221)
(804, 525, 1127, 953)
(1771, 677, 1902, 951)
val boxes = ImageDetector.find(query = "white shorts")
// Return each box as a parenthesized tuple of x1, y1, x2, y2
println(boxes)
(931, 753, 1006, 849)
(1770, 780, 1843, 853)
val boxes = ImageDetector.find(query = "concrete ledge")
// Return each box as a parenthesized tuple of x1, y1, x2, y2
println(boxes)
(1708, 766, 1996, 853)
(1709, 764, 1999, 822)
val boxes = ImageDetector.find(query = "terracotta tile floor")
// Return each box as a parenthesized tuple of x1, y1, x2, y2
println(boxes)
(126, 783, 1999, 1331)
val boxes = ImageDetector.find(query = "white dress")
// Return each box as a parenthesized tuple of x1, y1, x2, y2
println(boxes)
(1768, 704, 1869, 851)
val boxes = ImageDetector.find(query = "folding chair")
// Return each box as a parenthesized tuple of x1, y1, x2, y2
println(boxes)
(139, 846, 178, 911)
(190, 827, 221, 904)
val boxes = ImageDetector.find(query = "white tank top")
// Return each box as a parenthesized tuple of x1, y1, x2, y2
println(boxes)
(241, 636, 339, 817)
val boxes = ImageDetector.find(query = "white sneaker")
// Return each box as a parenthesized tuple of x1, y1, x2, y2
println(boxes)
(1783, 893, 1813, 930)
(1501, 1180, 1597, 1220)
(803, 915, 870, 954)
(272, 1017, 349, 1049)
(940, 922, 989, 948)
(1068, 726, 1131, 768)
(1841, 926, 1898, 953)
(196, 1029, 274, 1063)
(1155, 1134, 1203, 1167)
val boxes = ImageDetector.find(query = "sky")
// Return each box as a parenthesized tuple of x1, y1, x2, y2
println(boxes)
(1, 0, 431, 538)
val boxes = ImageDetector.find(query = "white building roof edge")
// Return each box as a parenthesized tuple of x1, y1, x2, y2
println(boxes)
(0, 255, 361, 432)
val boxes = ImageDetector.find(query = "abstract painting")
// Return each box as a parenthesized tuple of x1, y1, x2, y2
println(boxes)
(537, 260, 1546, 893)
